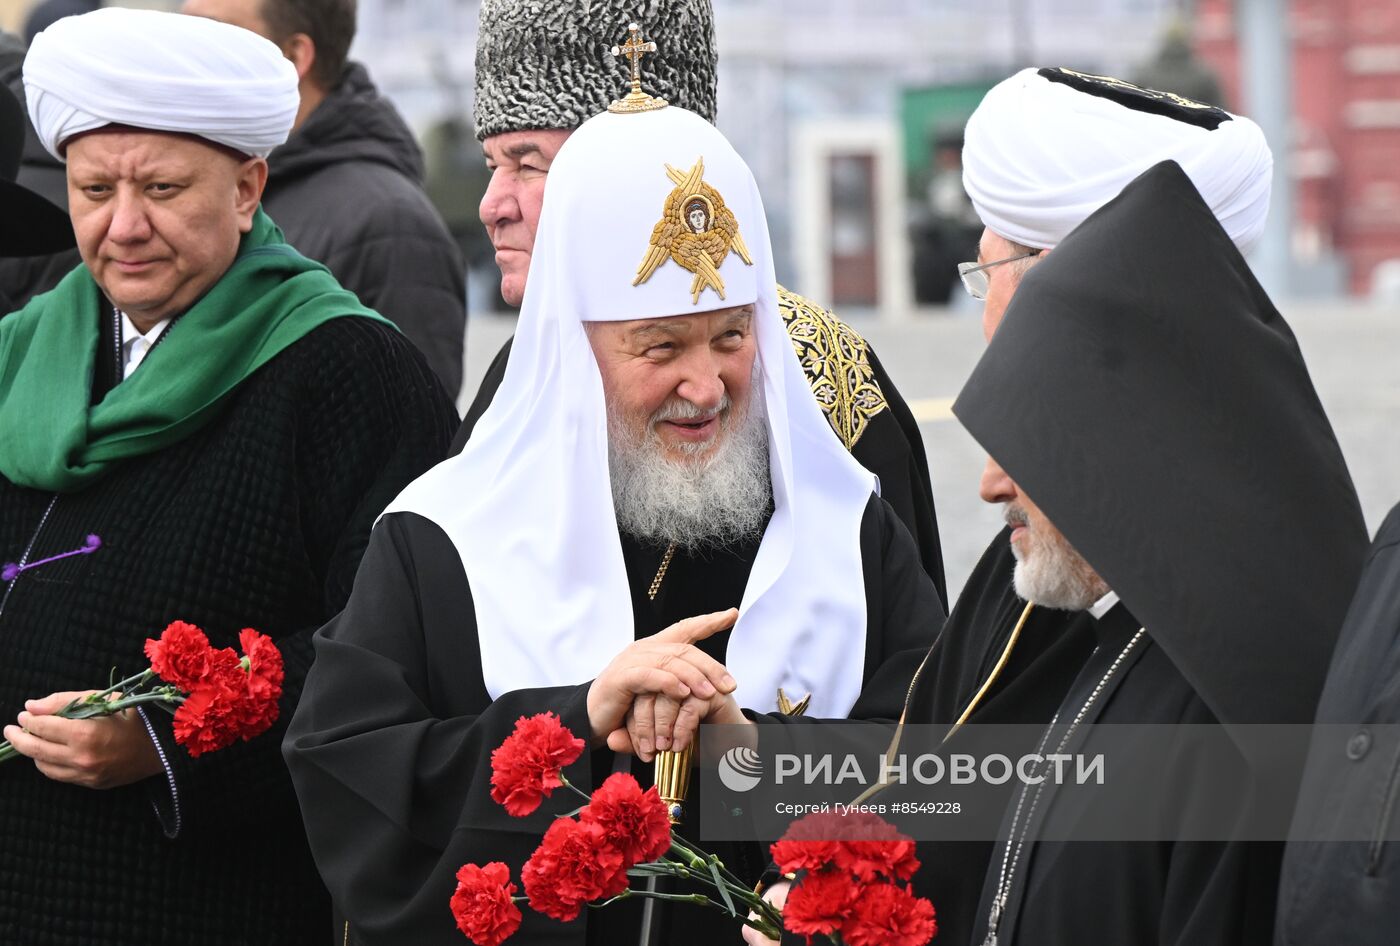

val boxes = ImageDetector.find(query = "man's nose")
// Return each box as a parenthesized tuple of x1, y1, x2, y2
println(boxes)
(106, 191, 152, 244)
(979, 455, 1018, 505)
(675, 358, 725, 413)
(478, 169, 519, 230)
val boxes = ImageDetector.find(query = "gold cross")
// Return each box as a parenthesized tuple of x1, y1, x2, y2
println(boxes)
(612, 22, 656, 93)
(608, 22, 668, 114)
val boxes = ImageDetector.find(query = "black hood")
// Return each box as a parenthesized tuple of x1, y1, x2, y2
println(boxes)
(953, 160, 1368, 727)
(268, 62, 425, 186)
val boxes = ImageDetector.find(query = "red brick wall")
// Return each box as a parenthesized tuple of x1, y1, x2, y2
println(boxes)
(1194, 0, 1400, 294)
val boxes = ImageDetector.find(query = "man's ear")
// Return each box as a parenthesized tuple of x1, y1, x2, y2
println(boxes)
(281, 33, 317, 83)
(234, 158, 270, 233)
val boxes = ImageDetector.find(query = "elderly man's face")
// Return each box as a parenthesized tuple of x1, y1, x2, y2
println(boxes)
(479, 128, 572, 307)
(979, 455, 1109, 610)
(66, 130, 265, 327)
(587, 304, 758, 462)
(977, 227, 1041, 341)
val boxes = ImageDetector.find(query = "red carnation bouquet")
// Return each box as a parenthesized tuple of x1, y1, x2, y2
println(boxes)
(0, 620, 284, 764)
(449, 713, 936, 946)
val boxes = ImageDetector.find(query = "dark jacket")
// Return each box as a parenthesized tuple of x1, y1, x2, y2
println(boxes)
(1276, 502, 1400, 946)
(0, 28, 81, 314)
(0, 317, 456, 945)
(263, 63, 467, 397)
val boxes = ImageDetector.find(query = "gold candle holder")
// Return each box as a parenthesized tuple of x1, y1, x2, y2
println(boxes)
(654, 746, 694, 825)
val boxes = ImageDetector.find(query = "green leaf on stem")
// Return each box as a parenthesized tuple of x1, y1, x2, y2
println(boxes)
(709, 861, 738, 917)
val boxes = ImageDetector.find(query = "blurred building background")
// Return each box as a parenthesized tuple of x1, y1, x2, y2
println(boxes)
(5, 0, 1399, 313)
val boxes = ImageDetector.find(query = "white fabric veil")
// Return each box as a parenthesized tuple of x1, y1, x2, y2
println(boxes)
(383, 107, 876, 717)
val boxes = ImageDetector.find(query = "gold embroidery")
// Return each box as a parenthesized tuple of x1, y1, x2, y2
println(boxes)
(777, 286, 887, 450)
(776, 687, 812, 716)
(634, 157, 754, 304)
(1052, 67, 1216, 112)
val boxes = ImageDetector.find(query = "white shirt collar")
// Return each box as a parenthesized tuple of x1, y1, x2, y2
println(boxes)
(118, 310, 172, 380)
(1088, 590, 1121, 620)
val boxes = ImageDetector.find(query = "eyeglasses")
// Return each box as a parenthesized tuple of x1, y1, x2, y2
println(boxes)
(957, 251, 1039, 301)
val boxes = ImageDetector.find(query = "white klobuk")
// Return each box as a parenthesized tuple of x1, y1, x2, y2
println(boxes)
(385, 106, 877, 717)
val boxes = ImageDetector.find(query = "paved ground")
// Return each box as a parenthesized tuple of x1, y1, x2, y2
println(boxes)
(460, 301, 1400, 602)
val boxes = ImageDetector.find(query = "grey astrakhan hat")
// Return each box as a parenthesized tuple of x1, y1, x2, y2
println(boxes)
(474, 0, 717, 140)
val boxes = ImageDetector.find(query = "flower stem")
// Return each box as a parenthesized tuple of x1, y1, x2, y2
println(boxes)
(56, 689, 182, 720)
(59, 669, 155, 714)
(558, 772, 592, 803)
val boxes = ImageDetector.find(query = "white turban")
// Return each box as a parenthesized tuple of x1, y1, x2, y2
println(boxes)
(23, 8, 298, 160)
(963, 67, 1273, 253)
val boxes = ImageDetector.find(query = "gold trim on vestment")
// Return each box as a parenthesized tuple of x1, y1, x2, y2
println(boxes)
(777, 287, 888, 451)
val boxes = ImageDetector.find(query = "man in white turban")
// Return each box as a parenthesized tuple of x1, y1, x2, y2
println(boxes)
(283, 99, 943, 945)
(958, 66, 1271, 338)
(0, 9, 456, 943)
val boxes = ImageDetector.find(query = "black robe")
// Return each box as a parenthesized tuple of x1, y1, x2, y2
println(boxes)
(770, 530, 1098, 946)
(962, 601, 1280, 946)
(1276, 501, 1400, 946)
(284, 495, 943, 946)
(452, 287, 948, 610)
(781, 529, 1277, 946)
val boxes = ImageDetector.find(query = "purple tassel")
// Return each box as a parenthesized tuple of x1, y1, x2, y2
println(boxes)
(2, 534, 103, 583)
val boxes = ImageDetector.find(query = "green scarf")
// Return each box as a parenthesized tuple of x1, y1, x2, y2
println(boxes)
(0, 208, 393, 492)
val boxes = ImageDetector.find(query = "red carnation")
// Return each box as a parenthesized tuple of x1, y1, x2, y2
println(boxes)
(842, 838, 920, 883)
(171, 639, 282, 757)
(839, 881, 937, 946)
(450, 862, 523, 946)
(144, 621, 215, 691)
(171, 651, 248, 757)
(239, 628, 284, 703)
(781, 868, 859, 941)
(771, 810, 919, 881)
(579, 772, 672, 866)
(490, 713, 586, 817)
(770, 836, 842, 875)
(521, 819, 628, 921)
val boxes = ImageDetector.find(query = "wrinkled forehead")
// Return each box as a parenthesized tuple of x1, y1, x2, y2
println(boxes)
(536, 109, 762, 323)
(63, 125, 249, 168)
(588, 304, 755, 340)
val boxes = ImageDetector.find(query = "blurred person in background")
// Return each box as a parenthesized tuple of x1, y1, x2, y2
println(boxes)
(0, 64, 72, 313)
(182, 0, 468, 397)
(0, 24, 79, 313)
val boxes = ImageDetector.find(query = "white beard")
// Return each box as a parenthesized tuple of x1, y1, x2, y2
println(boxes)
(1008, 509, 1109, 611)
(608, 390, 772, 551)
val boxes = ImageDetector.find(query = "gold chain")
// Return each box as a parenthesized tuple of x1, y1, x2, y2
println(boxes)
(647, 543, 677, 601)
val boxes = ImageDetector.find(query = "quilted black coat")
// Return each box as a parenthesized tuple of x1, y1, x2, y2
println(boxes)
(0, 317, 455, 945)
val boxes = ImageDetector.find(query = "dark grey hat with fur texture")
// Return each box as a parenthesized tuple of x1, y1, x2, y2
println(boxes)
(474, 0, 717, 140)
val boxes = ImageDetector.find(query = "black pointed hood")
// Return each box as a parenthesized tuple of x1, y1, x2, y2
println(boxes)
(953, 160, 1367, 726)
